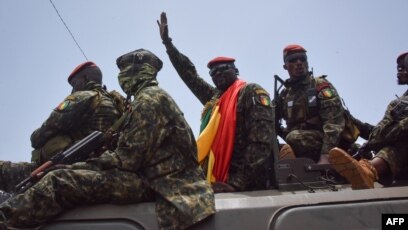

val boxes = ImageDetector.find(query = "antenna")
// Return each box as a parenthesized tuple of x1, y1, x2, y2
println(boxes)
(49, 0, 88, 61)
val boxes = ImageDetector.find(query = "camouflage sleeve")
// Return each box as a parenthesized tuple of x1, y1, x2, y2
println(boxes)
(227, 84, 274, 191)
(349, 114, 374, 140)
(106, 88, 176, 172)
(0, 161, 35, 193)
(384, 117, 408, 140)
(369, 100, 408, 146)
(30, 91, 97, 149)
(317, 81, 345, 155)
(164, 41, 216, 105)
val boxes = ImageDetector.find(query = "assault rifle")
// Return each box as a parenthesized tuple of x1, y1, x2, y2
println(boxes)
(272, 75, 285, 161)
(14, 131, 105, 194)
(268, 75, 284, 189)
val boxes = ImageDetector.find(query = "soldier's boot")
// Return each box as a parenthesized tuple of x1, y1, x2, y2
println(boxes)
(328, 147, 378, 189)
(279, 144, 296, 160)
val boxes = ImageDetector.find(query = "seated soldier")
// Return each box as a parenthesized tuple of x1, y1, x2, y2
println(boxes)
(0, 48, 215, 230)
(275, 44, 356, 164)
(0, 62, 123, 193)
(329, 52, 408, 189)
(158, 12, 275, 192)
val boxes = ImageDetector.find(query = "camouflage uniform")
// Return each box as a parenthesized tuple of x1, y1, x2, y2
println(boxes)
(0, 50, 215, 230)
(164, 43, 274, 191)
(0, 82, 121, 193)
(367, 90, 408, 184)
(276, 74, 346, 162)
(0, 162, 34, 194)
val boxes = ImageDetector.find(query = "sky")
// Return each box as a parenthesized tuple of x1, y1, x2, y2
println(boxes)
(0, 0, 407, 162)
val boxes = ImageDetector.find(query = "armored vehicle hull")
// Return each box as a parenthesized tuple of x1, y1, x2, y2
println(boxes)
(43, 183, 408, 230)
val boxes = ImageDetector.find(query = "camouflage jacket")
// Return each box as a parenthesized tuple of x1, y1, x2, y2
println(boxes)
(0, 83, 122, 193)
(96, 85, 215, 229)
(368, 89, 408, 149)
(30, 82, 122, 155)
(165, 42, 274, 191)
(276, 75, 345, 155)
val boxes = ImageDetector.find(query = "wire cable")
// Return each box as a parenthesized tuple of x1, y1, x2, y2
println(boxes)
(49, 0, 88, 60)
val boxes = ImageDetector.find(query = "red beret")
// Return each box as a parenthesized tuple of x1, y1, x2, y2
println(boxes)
(207, 56, 235, 69)
(68, 61, 97, 83)
(283, 44, 307, 60)
(397, 52, 408, 64)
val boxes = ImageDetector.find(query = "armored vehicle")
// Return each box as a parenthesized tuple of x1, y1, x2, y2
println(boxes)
(42, 158, 408, 230)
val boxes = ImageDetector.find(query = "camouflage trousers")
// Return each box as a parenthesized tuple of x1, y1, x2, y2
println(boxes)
(0, 161, 35, 193)
(0, 168, 153, 228)
(285, 130, 324, 162)
(375, 142, 408, 185)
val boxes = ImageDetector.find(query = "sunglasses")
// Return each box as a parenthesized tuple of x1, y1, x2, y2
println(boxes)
(285, 54, 307, 64)
(209, 64, 234, 77)
(398, 65, 407, 72)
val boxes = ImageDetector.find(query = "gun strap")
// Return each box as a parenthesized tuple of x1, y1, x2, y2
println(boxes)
(109, 106, 133, 134)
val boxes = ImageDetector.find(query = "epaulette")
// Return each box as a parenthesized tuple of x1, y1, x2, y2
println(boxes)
(55, 90, 99, 112)
(314, 75, 330, 92)
(248, 84, 271, 106)
(255, 89, 269, 95)
(314, 75, 336, 99)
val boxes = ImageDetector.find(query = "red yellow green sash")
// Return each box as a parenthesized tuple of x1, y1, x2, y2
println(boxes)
(197, 79, 246, 183)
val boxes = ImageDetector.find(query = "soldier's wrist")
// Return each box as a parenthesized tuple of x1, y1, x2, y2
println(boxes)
(162, 37, 172, 45)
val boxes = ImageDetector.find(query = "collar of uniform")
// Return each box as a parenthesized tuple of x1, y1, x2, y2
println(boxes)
(285, 74, 311, 87)
(403, 89, 408, 97)
(84, 81, 103, 91)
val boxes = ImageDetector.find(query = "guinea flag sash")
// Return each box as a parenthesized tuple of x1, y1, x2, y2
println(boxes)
(196, 79, 246, 183)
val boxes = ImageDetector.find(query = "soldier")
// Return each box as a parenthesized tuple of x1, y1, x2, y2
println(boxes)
(329, 52, 408, 189)
(275, 44, 353, 164)
(0, 61, 123, 193)
(0, 49, 215, 230)
(158, 12, 275, 192)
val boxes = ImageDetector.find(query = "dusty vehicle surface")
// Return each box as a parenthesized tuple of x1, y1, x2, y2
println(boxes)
(42, 158, 408, 230)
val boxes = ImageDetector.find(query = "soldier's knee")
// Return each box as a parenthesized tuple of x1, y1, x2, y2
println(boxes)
(285, 131, 303, 147)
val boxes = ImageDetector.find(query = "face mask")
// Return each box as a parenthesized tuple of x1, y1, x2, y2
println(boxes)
(117, 63, 158, 95)
(118, 64, 136, 95)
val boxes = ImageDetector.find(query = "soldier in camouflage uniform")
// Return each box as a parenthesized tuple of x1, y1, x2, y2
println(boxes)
(0, 49, 215, 229)
(158, 12, 274, 192)
(329, 52, 408, 189)
(0, 62, 122, 193)
(276, 44, 348, 164)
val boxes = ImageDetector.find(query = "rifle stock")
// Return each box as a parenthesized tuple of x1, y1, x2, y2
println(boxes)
(14, 131, 105, 195)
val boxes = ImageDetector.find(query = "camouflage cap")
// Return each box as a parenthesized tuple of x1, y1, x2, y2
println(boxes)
(283, 44, 307, 61)
(397, 52, 408, 64)
(116, 49, 163, 71)
(207, 56, 235, 69)
(68, 61, 98, 83)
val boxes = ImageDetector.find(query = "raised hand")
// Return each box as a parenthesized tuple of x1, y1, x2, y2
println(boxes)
(157, 12, 171, 43)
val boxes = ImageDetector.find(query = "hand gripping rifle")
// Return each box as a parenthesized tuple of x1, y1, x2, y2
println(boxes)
(6, 100, 131, 201)
(14, 131, 105, 195)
